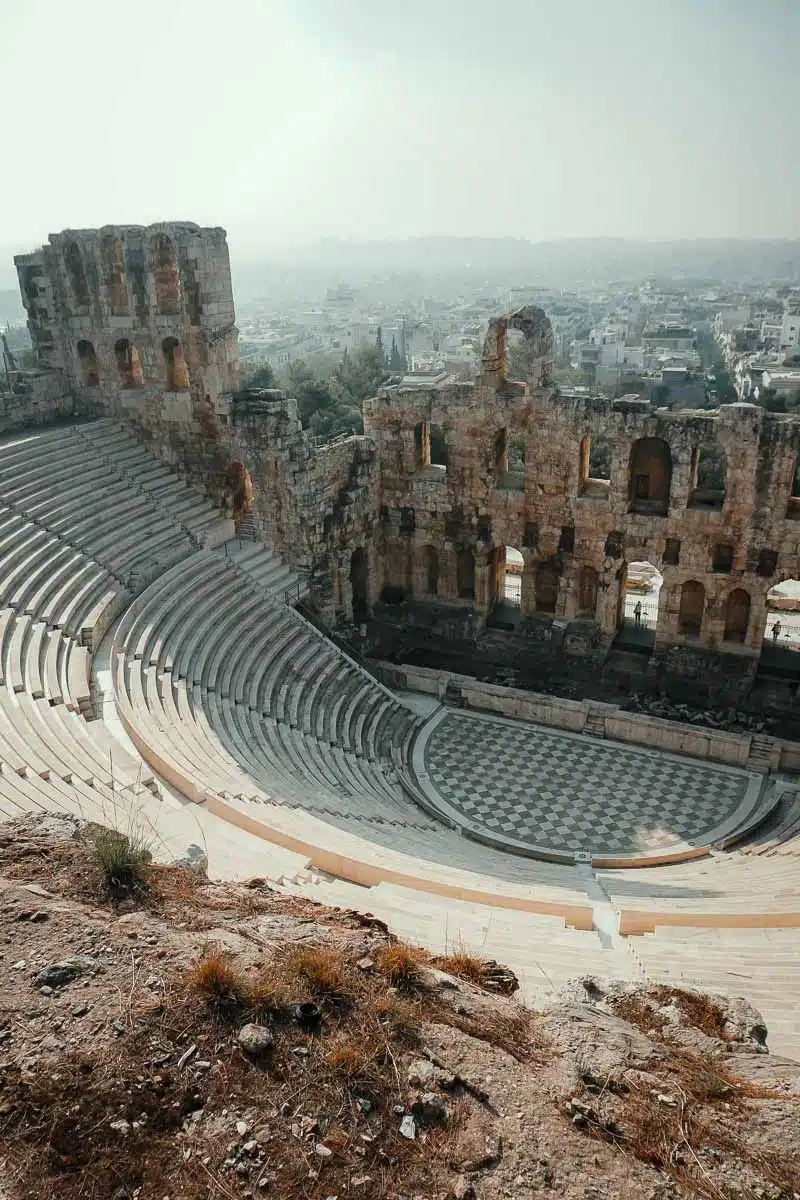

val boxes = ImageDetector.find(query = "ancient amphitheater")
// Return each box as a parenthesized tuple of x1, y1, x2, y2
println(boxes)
(2, 222, 798, 1058)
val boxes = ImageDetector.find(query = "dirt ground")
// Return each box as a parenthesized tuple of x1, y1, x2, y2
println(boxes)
(0, 812, 798, 1200)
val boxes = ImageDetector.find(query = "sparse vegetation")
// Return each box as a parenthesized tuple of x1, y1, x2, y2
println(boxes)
(375, 942, 425, 990)
(188, 948, 250, 1007)
(89, 825, 152, 899)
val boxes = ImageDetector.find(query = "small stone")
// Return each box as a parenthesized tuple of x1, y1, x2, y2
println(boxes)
(407, 1059, 436, 1088)
(109, 1118, 131, 1135)
(39, 985, 53, 996)
(238, 1024, 274, 1057)
(314, 1143, 333, 1158)
(411, 1092, 449, 1127)
(357, 1098, 372, 1114)
(194, 1060, 212, 1071)
(657, 1093, 677, 1106)
(71, 1003, 90, 1017)
(399, 1114, 416, 1140)
(35, 956, 97, 989)
(12, 960, 26, 970)
(112, 1020, 125, 1036)
(242, 1140, 258, 1155)
(352, 1176, 372, 1188)
(236, 1120, 249, 1136)
(356, 956, 375, 970)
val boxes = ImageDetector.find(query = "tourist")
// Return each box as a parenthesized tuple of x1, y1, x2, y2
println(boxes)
(772, 620, 782, 643)
(634, 600, 642, 627)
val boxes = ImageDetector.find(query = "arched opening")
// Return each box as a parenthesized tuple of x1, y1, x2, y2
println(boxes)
(678, 580, 705, 637)
(689, 442, 726, 509)
(494, 429, 525, 490)
(226, 461, 253, 519)
(430, 424, 447, 470)
(422, 545, 439, 596)
(629, 437, 672, 515)
(64, 242, 90, 307)
(534, 559, 561, 614)
(101, 234, 129, 315)
(457, 548, 475, 600)
(162, 337, 190, 390)
(76, 340, 100, 387)
(493, 427, 507, 476)
(723, 588, 751, 644)
(350, 547, 369, 624)
(577, 566, 599, 619)
(617, 560, 663, 648)
(578, 434, 611, 498)
(503, 546, 523, 607)
(114, 338, 143, 388)
(762, 579, 800, 652)
(152, 233, 180, 314)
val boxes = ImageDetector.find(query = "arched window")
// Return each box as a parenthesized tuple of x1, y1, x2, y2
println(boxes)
(64, 242, 90, 307)
(579, 434, 611, 497)
(724, 588, 751, 644)
(629, 437, 672, 514)
(457, 549, 475, 599)
(152, 233, 180, 314)
(423, 545, 439, 596)
(76, 340, 99, 387)
(535, 560, 561, 614)
(577, 566, 598, 618)
(114, 338, 143, 388)
(430, 424, 447, 470)
(101, 234, 129, 315)
(678, 580, 705, 636)
(689, 443, 726, 509)
(162, 338, 190, 390)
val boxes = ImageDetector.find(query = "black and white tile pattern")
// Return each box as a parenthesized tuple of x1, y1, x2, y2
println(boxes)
(423, 711, 750, 856)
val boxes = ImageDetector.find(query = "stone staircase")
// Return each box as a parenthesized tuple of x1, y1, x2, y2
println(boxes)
(747, 733, 777, 774)
(583, 708, 607, 738)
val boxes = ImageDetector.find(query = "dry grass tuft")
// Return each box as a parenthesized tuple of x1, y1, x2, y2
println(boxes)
(376, 943, 425, 990)
(187, 948, 250, 1007)
(325, 1034, 383, 1081)
(435, 951, 488, 985)
(651, 986, 730, 1041)
(284, 945, 349, 998)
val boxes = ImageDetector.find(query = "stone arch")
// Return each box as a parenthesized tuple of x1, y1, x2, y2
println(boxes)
(678, 580, 705, 636)
(350, 547, 369, 623)
(76, 340, 99, 387)
(101, 233, 129, 315)
(578, 434, 612, 496)
(535, 559, 561, 614)
(64, 241, 90, 307)
(162, 337, 190, 390)
(114, 338, 143, 388)
(457, 548, 475, 600)
(152, 233, 180, 314)
(689, 442, 727, 509)
(480, 305, 554, 388)
(577, 566, 599, 619)
(723, 587, 751, 644)
(629, 437, 672, 514)
(422, 545, 439, 596)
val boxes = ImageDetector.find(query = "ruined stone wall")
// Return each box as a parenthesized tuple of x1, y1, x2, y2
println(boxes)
(14, 224, 379, 622)
(363, 306, 800, 669)
(0, 369, 77, 435)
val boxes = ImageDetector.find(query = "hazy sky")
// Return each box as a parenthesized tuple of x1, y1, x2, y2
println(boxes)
(1, 0, 799, 280)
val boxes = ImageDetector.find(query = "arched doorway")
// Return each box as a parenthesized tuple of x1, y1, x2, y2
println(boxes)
(617, 560, 663, 648)
(422, 545, 439, 597)
(678, 580, 705, 637)
(504, 546, 523, 606)
(723, 588, 751, 644)
(762, 579, 800, 652)
(577, 566, 599, 619)
(350, 547, 369, 624)
(162, 338, 190, 390)
(457, 549, 475, 600)
(76, 340, 100, 387)
(534, 559, 561, 615)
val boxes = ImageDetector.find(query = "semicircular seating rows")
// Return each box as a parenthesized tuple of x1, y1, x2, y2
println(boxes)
(0, 419, 798, 1058)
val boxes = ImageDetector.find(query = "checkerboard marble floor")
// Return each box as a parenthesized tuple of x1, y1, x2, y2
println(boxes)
(423, 712, 750, 856)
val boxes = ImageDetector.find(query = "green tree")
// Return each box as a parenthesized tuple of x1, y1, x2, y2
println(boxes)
(244, 361, 275, 388)
(389, 335, 406, 373)
(375, 326, 385, 362)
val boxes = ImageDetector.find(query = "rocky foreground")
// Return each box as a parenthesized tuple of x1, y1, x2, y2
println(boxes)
(0, 814, 798, 1200)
